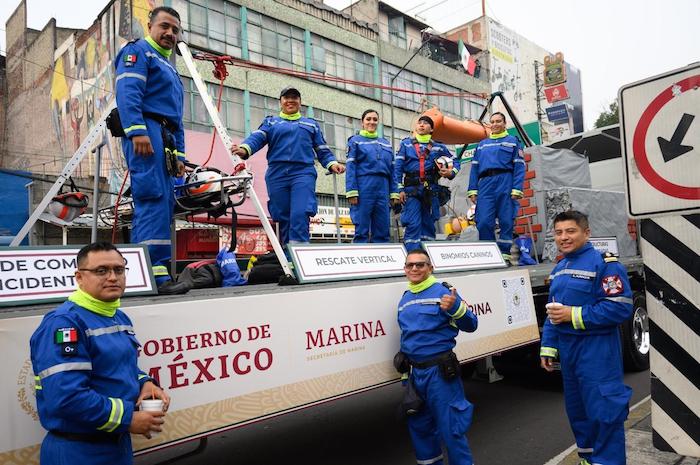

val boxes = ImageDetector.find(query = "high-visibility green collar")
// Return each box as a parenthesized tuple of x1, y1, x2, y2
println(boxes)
(68, 288, 120, 317)
(408, 275, 437, 294)
(415, 133, 431, 144)
(359, 130, 378, 139)
(280, 111, 301, 120)
(145, 36, 172, 58)
(489, 130, 508, 139)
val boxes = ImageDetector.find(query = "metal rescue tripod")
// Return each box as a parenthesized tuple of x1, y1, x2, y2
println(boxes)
(478, 91, 539, 265)
(176, 42, 296, 282)
(11, 42, 296, 284)
(10, 102, 116, 247)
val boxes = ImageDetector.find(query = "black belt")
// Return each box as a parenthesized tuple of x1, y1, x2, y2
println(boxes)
(478, 168, 511, 180)
(51, 430, 124, 444)
(143, 112, 178, 133)
(409, 351, 453, 369)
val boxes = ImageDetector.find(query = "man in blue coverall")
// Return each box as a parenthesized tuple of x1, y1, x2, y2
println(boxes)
(394, 116, 459, 251)
(397, 249, 478, 465)
(467, 112, 525, 262)
(115, 6, 187, 294)
(540, 210, 633, 465)
(30, 242, 170, 465)
(231, 87, 345, 246)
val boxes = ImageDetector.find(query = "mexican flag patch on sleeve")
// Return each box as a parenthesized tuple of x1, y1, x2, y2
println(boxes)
(55, 327, 78, 344)
(124, 54, 137, 63)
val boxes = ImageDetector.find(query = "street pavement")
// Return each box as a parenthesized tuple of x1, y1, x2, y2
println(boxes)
(546, 396, 699, 465)
(134, 364, 682, 465)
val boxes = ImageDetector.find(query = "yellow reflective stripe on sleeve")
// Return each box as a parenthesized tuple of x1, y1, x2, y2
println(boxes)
(240, 144, 252, 156)
(390, 193, 400, 199)
(138, 373, 148, 380)
(511, 189, 523, 197)
(34, 376, 42, 390)
(345, 190, 358, 198)
(467, 190, 478, 197)
(572, 306, 585, 330)
(152, 265, 169, 277)
(97, 397, 124, 432)
(449, 301, 468, 320)
(540, 346, 558, 357)
(401, 372, 409, 381)
(325, 160, 339, 169)
(124, 124, 147, 134)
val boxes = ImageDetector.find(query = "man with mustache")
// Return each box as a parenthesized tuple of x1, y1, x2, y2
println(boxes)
(115, 6, 188, 294)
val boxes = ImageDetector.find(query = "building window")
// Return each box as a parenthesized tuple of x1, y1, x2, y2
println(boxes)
(247, 11, 305, 71)
(387, 15, 407, 49)
(174, 0, 242, 57)
(314, 110, 359, 162)
(182, 77, 244, 137)
(430, 81, 461, 118)
(381, 62, 427, 111)
(310, 34, 375, 98)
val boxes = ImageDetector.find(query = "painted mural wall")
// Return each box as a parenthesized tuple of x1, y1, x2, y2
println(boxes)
(47, 0, 161, 195)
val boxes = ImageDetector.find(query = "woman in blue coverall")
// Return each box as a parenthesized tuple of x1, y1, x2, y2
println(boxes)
(231, 87, 345, 246)
(345, 110, 399, 242)
(393, 116, 459, 251)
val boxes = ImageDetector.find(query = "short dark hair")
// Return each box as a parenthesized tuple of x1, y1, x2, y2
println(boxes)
(149, 6, 181, 22)
(405, 249, 431, 265)
(553, 210, 589, 230)
(417, 115, 434, 129)
(490, 112, 506, 124)
(77, 242, 125, 268)
(361, 109, 379, 121)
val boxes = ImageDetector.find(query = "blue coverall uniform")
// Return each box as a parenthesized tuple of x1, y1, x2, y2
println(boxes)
(394, 137, 459, 251)
(467, 132, 525, 258)
(540, 243, 633, 465)
(345, 132, 398, 242)
(398, 277, 478, 465)
(30, 294, 153, 465)
(115, 36, 186, 284)
(240, 114, 339, 245)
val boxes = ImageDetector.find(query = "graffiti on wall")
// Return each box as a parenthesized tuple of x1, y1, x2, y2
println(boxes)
(48, 0, 159, 192)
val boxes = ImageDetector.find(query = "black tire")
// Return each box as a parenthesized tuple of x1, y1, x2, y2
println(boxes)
(460, 361, 477, 380)
(621, 292, 650, 372)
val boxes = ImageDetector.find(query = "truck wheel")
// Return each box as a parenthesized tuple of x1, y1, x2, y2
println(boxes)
(460, 361, 476, 380)
(621, 292, 650, 372)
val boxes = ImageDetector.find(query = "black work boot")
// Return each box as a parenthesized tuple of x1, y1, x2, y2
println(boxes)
(157, 280, 191, 295)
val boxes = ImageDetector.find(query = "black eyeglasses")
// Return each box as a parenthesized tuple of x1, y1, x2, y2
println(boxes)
(79, 266, 128, 277)
(404, 262, 429, 270)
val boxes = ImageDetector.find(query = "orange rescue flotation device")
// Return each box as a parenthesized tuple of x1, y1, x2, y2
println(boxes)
(420, 108, 490, 145)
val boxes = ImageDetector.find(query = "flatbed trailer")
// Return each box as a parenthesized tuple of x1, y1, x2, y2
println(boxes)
(0, 255, 648, 464)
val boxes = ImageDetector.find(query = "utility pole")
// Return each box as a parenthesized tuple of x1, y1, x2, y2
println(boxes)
(389, 38, 430, 153)
(533, 60, 545, 144)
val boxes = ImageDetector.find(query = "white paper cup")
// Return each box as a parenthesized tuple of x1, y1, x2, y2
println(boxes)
(140, 399, 165, 438)
(545, 302, 562, 310)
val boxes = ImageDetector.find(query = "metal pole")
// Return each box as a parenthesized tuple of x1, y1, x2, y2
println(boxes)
(91, 142, 105, 243)
(25, 181, 34, 246)
(10, 101, 115, 246)
(389, 38, 430, 153)
(178, 42, 293, 277)
(332, 173, 341, 244)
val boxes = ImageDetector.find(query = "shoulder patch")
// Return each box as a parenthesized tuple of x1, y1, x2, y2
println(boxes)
(601, 275, 624, 295)
(55, 327, 78, 344)
(123, 53, 137, 67)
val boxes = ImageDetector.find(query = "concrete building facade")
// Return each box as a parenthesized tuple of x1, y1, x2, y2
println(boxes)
(446, 16, 584, 143)
(0, 0, 489, 246)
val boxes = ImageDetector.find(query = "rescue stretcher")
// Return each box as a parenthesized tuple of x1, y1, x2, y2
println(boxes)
(97, 164, 253, 229)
